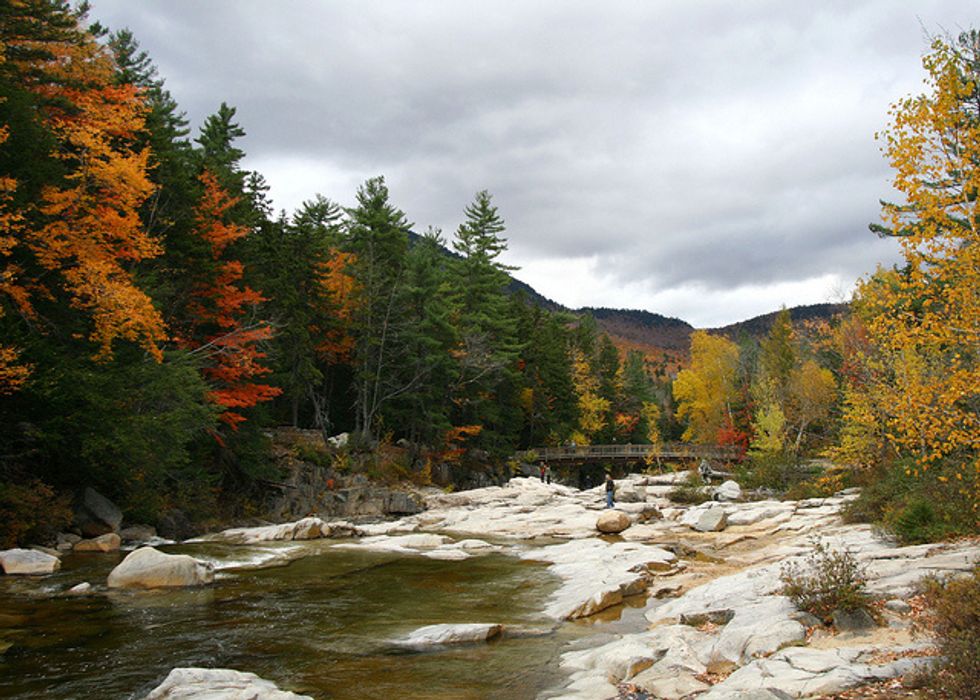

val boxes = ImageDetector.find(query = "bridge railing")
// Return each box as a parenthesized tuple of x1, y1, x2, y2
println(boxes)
(531, 443, 741, 462)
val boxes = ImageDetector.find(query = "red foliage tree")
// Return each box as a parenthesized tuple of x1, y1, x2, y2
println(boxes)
(183, 170, 280, 429)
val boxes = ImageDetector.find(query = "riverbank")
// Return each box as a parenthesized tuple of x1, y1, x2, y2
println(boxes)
(2, 473, 978, 699)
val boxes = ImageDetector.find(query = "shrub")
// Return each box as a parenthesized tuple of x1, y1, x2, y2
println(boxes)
(667, 470, 713, 504)
(917, 566, 980, 698)
(0, 478, 72, 547)
(843, 458, 977, 544)
(779, 539, 873, 625)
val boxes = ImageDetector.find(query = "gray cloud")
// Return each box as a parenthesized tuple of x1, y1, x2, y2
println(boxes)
(91, 0, 974, 325)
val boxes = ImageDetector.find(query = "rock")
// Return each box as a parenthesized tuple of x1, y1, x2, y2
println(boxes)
(385, 491, 423, 515)
(596, 510, 631, 534)
(326, 432, 349, 448)
(145, 667, 312, 700)
(56, 532, 81, 551)
(156, 510, 194, 541)
(715, 480, 742, 501)
(791, 611, 823, 628)
(107, 547, 214, 589)
(67, 582, 92, 595)
(832, 607, 877, 633)
(0, 548, 61, 575)
(680, 609, 735, 627)
(884, 599, 912, 614)
(393, 623, 502, 648)
(30, 545, 62, 558)
(694, 505, 728, 532)
(632, 671, 709, 697)
(212, 517, 330, 544)
(74, 533, 121, 552)
(120, 524, 157, 543)
(634, 504, 663, 522)
(74, 487, 122, 537)
(616, 485, 645, 503)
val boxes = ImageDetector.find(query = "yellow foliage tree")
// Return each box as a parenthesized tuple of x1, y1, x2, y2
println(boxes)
(844, 32, 979, 506)
(673, 331, 740, 444)
(0, 4, 165, 366)
(571, 348, 609, 443)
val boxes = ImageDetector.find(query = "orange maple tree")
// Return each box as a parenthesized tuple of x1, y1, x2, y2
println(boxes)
(183, 170, 280, 429)
(0, 7, 166, 375)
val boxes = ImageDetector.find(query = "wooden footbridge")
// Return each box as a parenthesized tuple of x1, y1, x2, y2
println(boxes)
(529, 443, 741, 466)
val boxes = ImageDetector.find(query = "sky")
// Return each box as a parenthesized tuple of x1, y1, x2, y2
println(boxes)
(91, 1, 976, 327)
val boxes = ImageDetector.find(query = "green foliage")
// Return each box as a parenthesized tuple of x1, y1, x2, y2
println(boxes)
(667, 470, 713, 504)
(842, 459, 977, 544)
(0, 478, 71, 548)
(735, 451, 811, 493)
(779, 539, 873, 625)
(917, 566, 980, 698)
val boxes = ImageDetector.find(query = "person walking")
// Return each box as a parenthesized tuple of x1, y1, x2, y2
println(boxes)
(539, 464, 546, 483)
(604, 473, 615, 508)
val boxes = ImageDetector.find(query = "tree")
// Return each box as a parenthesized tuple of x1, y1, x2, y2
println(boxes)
(673, 331, 740, 444)
(343, 176, 413, 441)
(0, 1, 166, 363)
(182, 170, 280, 430)
(845, 32, 979, 482)
(449, 190, 521, 451)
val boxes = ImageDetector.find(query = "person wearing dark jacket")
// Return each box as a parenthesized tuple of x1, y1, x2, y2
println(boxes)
(605, 474, 615, 508)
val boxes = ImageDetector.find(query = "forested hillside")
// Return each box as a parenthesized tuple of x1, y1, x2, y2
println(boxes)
(0, 3, 975, 547)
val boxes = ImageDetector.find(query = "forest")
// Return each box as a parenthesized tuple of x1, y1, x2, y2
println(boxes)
(0, 2, 976, 546)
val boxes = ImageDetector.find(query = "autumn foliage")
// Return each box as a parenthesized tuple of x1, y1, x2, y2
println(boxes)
(184, 171, 280, 428)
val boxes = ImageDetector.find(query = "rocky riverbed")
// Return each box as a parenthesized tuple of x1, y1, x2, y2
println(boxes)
(3, 473, 978, 699)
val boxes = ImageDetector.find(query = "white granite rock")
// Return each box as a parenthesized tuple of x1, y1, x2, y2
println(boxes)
(107, 547, 214, 589)
(208, 517, 331, 544)
(715, 480, 742, 501)
(144, 667, 312, 699)
(0, 548, 61, 575)
(393, 623, 502, 647)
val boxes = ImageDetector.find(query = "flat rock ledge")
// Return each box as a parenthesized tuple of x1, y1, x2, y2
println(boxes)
(108, 547, 215, 589)
(392, 623, 503, 648)
(0, 548, 61, 575)
(144, 668, 312, 700)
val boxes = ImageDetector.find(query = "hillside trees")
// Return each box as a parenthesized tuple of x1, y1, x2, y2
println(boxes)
(673, 331, 741, 444)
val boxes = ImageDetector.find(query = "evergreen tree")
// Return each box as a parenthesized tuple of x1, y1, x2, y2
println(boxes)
(449, 190, 521, 451)
(343, 176, 413, 442)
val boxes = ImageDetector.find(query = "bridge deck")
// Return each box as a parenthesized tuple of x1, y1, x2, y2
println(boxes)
(532, 443, 740, 463)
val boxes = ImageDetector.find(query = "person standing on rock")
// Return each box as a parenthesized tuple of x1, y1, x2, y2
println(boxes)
(605, 473, 615, 508)
(539, 464, 547, 482)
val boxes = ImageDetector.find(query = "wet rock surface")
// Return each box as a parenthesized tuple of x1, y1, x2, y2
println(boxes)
(144, 667, 312, 699)
(177, 472, 978, 700)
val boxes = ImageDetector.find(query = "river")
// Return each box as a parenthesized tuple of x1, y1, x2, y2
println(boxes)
(0, 540, 646, 699)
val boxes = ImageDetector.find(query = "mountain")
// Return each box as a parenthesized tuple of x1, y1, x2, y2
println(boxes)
(708, 303, 849, 339)
(410, 230, 849, 359)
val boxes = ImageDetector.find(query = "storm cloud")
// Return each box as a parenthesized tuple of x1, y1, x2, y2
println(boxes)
(91, 0, 975, 326)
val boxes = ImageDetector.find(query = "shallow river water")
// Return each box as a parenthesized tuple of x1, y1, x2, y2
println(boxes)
(0, 541, 643, 699)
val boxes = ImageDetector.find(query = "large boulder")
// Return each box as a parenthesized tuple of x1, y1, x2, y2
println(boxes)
(714, 480, 742, 501)
(0, 548, 61, 575)
(74, 533, 121, 553)
(145, 668, 312, 700)
(107, 547, 214, 589)
(693, 506, 728, 532)
(74, 487, 122, 537)
(596, 510, 632, 534)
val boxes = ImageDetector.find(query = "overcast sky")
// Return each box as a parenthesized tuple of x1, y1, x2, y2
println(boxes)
(91, 1, 975, 327)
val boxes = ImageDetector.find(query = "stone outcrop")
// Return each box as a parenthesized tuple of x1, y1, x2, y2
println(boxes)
(107, 547, 214, 589)
(74, 487, 122, 537)
(144, 668, 312, 700)
(0, 548, 61, 575)
(596, 510, 631, 533)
